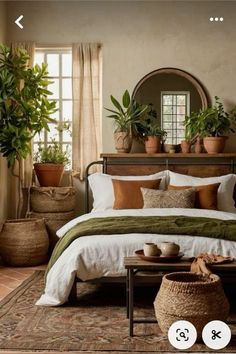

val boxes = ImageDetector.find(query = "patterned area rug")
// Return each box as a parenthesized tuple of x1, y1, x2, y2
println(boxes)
(0, 270, 236, 352)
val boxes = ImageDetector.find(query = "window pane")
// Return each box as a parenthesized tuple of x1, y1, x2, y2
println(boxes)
(35, 52, 44, 66)
(47, 54, 59, 76)
(177, 114, 185, 122)
(163, 122, 172, 129)
(62, 54, 72, 76)
(49, 79, 59, 99)
(162, 114, 172, 122)
(177, 95, 186, 105)
(63, 129, 72, 142)
(62, 101, 72, 121)
(177, 106, 186, 115)
(62, 79, 72, 99)
(163, 106, 172, 114)
(47, 124, 59, 141)
(163, 95, 172, 105)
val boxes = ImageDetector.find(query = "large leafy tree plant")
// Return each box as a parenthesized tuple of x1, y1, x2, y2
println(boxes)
(0, 44, 57, 217)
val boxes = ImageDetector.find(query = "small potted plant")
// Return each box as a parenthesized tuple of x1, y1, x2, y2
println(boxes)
(105, 90, 148, 153)
(197, 97, 236, 154)
(34, 142, 69, 187)
(137, 106, 167, 153)
(182, 111, 200, 153)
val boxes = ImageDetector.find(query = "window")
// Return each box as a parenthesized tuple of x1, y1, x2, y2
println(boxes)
(161, 92, 190, 144)
(34, 48, 72, 169)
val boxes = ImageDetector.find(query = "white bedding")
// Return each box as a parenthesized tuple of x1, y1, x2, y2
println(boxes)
(36, 208, 236, 306)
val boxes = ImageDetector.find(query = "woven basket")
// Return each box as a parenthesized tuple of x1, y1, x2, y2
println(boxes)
(154, 272, 229, 337)
(27, 211, 75, 252)
(30, 186, 76, 213)
(0, 218, 49, 266)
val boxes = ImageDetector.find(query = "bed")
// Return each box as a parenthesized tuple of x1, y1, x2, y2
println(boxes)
(36, 154, 236, 306)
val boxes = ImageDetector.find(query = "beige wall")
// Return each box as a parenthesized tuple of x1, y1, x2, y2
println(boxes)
(0, 1, 6, 43)
(5, 1, 236, 153)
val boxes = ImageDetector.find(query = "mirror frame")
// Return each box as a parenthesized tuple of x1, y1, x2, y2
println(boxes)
(132, 67, 210, 109)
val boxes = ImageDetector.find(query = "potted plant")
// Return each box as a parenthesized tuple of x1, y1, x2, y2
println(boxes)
(105, 90, 148, 153)
(0, 44, 56, 265)
(182, 111, 200, 153)
(137, 106, 167, 153)
(34, 141, 69, 187)
(0, 44, 57, 217)
(197, 97, 236, 154)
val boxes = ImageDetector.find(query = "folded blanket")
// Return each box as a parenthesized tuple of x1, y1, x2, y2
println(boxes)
(191, 253, 234, 275)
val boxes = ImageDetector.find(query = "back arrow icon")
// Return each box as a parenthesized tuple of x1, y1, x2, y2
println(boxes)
(15, 15, 24, 29)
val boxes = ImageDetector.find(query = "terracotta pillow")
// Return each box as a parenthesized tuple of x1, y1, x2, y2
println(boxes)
(168, 183, 221, 210)
(112, 179, 161, 209)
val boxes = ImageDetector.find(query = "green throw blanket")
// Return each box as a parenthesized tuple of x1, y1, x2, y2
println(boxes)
(46, 215, 236, 275)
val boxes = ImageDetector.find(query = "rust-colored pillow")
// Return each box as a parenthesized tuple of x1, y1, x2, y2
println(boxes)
(112, 179, 161, 209)
(167, 183, 221, 210)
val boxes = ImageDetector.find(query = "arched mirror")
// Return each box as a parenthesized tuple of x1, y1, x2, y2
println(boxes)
(132, 68, 210, 145)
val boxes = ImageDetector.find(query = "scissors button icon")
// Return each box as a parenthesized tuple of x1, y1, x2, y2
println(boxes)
(212, 329, 221, 340)
(202, 321, 231, 350)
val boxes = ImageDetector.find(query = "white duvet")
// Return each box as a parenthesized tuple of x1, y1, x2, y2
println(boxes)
(36, 208, 236, 306)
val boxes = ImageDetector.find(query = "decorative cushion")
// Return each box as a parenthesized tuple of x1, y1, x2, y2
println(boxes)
(88, 171, 168, 212)
(141, 188, 196, 209)
(112, 179, 161, 209)
(168, 183, 220, 210)
(168, 171, 236, 213)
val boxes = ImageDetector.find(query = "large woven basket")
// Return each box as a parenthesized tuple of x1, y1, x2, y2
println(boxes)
(30, 186, 76, 213)
(154, 272, 229, 337)
(27, 211, 75, 252)
(0, 218, 49, 266)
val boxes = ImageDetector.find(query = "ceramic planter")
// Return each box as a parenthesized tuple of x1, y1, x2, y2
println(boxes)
(34, 163, 64, 187)
(114, 131, 132, 153)
(203, 136, 227, 154)
(145, 136, 161, 153)
(181, 140, 191, 153)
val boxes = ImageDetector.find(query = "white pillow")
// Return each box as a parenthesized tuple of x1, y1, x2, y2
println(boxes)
(169, 171, 236, 213)
(88, 171, 168, 212)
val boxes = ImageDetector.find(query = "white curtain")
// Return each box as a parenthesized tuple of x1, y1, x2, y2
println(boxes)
(0, 42, 35, 220)
(72, 43, 102, 179)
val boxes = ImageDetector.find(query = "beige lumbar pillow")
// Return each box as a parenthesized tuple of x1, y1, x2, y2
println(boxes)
(141, 188, 196, 209)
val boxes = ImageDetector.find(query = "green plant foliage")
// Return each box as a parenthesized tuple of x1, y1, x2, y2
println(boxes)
(184, 97, 236, 141)
(0, 44, 57, 167)
(105, 89, 148, 132)
(134, 104, 167, 141)
(34, 141, 69, 165)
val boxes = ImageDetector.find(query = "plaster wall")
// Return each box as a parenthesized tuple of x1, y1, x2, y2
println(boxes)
(5, 1, 236, 152)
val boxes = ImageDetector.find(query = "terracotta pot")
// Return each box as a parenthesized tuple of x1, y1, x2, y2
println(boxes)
(181, 140, 191, 153)
(203, 136, 227, 154)
(194, 138, 203, 153)
(34, 163, 64, 187)
(145, 136, 161, 153)
(114, 131, 132, 153)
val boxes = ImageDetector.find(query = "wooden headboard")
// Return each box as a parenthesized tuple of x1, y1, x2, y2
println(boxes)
(85, 153, 236, 212)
